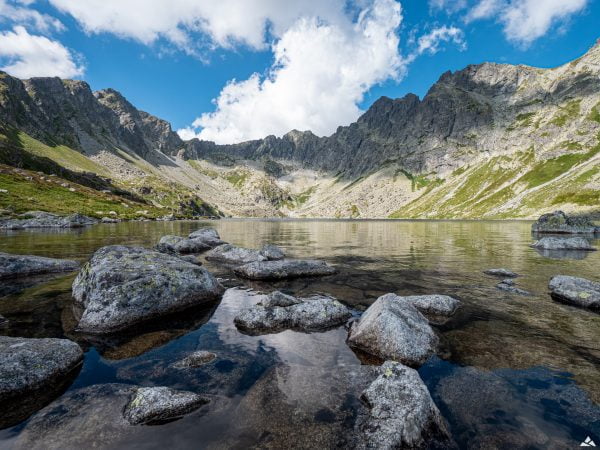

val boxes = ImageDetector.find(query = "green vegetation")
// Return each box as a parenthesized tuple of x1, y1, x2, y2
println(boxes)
(507, 112, 536, 130)
(551, 189, 600, 206)
(281, 186, 316, 209)
(587, 101, 600, 124)
(399, 169, 438, 192)
(549, 99, 581, 127)
(225, 170, 249, 187)
(349, 204, 360, 218)
(560, 140, 583, 151)
(188, 160, 219, 179)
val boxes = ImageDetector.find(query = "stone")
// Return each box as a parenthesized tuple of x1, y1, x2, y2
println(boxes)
(234, 259, 336, 280)
(496, 280, 531, 296)
(484, 268, 519, 278)
(355, 361, 453, 450)
(234, 292, 352, 334)
(393, 294, 460, 322)
(187, 228, 226, 247)
(101, 217, 119, 223)
(72, 245, 224, 333)
(0, 211, 98, 229)
(531, 211, 597, 234)
(156, 235, 211, 254)
(548, 275, 600, 312)
(171, 350, 217, 369)
(123, 386, 209, 425)
(531, 236, 596, 251)
(0, 252, 79, 279)
(205, 243, 266, 264)
(347, 294, 438, 366)
(259, 244, 285, 260)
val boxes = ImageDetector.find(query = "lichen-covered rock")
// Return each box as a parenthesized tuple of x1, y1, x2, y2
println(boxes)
(156, 235, 211, 254)
(355, 361, 452, 450)
(549, 275, 600, 312)
(205, 243, 267, 264)
(123, 386, 209, 425)
(531, 211, 597, 234)
(393, 294, 460, 321)
(0, 336, 82, 402)
(347, 294, 438, 366)
(496, 279, 531, 296)
(187, 228, 226, 247)
(484, 268, 519, 278)
(531, 236, 596, 251)
(234, 259, 336, 280)
(171, 350, 217, 369)
(234, 292, 351, 334)
(259, 244, 285, 260)
(72, 245, 224, 334)
(0, 252, 79, 279)
(0, 211, 98, 229)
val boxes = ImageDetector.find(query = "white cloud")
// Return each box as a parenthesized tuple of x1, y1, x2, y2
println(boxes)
(178, 0, 403, 144)
(0, 26, 84, 78)
(0, 0, 64, 32)
(429, 0, 468, 13)
(414, 25, 466, 56)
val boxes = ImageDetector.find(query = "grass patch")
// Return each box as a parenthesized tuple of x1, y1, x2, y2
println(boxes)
(551, 189, 600, 206)
(225, 170, 249, 187)
(587, 101, 600, 124)
(550, 99, 581, 127)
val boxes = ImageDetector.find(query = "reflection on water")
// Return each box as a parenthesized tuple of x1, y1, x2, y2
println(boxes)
(0, 219, 599, 448)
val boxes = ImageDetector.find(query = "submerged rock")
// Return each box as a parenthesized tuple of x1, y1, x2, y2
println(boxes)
(531, 236, 596, 251)
(496, 279, 531, 296)
(549, 275, 600, 312)
(483, 268, 519, 278)
(171, 350, 217, 369)
(187, 228, 226, 247)
(0, 211, 98, 229)
(234, 291, 351, 334)
(531, 210, 597, 234)
(72, 245, 224, 334)
(0, 252, 79, 279)
(347, 294, 438, 366)
(234, 259, 336, 280)
(123, 386, 209, 425)
(156, 235, 211, 254)
(355, 361, 452, 450)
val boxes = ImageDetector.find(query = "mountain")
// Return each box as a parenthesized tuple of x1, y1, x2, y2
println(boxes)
(1, 40, 599, 219)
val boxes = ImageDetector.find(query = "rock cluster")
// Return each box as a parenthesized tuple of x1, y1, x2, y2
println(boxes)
(0, 252, 79, 279)
(156, 228, 226, 254)
(549, 276, 600, 312)
(531, 211, 597, 234)
(0, 211, 98, 229)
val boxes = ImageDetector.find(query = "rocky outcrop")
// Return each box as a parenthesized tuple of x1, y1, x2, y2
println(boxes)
(484, 268, 519, 278)
(123, 386, 209, 425)
(234, 259, 336, 280)
(347, 294, 438, 366)
(187, 228, 226, 247)
(355, 361, 452, 449)
(531, 236, 596, 251)
(0, 252, 79, 279)
(549, 275, 600, 312)
(156, 235, 211, 254)
(0, 211, 98, 229)
(532, 211, 597, 234)
(205, 243, 285, 264)
(72, 245, 224, 333)
(171, 350, 217, 369)
(234, 291, 351, 334)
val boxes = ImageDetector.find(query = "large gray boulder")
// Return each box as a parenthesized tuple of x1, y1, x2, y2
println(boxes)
(0, 211, 98, 229)
(187, 228, 226, 247)
(355, 361, 452, 449)
(155, 235, 211, 254)
(531, 211, 597, 234)
(347, 294, 438, 366)
(0, 252, 79, 279)
(0, 336, 82, 402)
(123, 386, 209, 425)
(548, 276, 600, 312)
(205, 243, 285, 264)
(531, 236, 596, 251)
(234, 259, 336, 280)
(234, 291, 352, 334)
(72, 245, 224, 334)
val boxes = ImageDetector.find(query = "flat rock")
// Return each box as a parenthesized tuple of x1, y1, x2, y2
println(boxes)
(531, 210, 597, 234)
(234, 259, 336, 280)
(187, 228, 226, 247)
(171, 350, 217, 369)
(123, 386, 209, 425)
(0, 252, 79, 279)
(549, 275, 600, 312)
(355, 361, 452, 450)
(0, 211, 98, 229)
(234, 291, 351, 334)
(483, 268, 519, 278)
(156, 235, 211, 254)
(72, 245, 224, 334)
(531, 236, 596, 251)
(347, 294, 438, 367)
(205, 243, 267, 264)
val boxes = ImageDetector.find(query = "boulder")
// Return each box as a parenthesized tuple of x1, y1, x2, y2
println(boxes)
(531, 210, 596, 234)
(0, 252, 79, 279)
(156, 235, 211, 254)
(171, 350, 217, 369)
(347, 294, 438, 366)
(548, 276, 600, 312)
(483, 268, 519, 278)
(234, 291, 352, 334)
(123, 386, 209, 425)
(205, 243, 286, 264)
(187, 228, 226, 247)
(393, 294, 460, 322)
(234, 259, 336, 280)
(496, 279, 531, 296)
(0, 336, 83, 402)
(259, 244, 285, 260)
(531, 236, 596, 251)
(0, 211, 98, 229)
(355, 361, 452, 449)
(101, 217, 119, 224)
(72, 245, 224, 334)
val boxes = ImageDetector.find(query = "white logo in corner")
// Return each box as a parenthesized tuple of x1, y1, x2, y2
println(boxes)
(581, 436, 597, 447)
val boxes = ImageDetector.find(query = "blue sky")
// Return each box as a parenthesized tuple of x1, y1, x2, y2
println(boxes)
(0, 0, 598, 144)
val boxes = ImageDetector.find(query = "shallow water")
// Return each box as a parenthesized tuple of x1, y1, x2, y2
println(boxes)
(0, 219, 599, 449)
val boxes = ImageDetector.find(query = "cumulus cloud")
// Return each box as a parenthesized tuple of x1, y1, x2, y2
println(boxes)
(0, 26, 84, 78)
(0, 0, 64, 33)
(414, 25, 466, 56)
(178, 0, 403, 144)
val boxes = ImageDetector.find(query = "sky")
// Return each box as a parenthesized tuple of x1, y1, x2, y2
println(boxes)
(0, 0, 598, 145)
